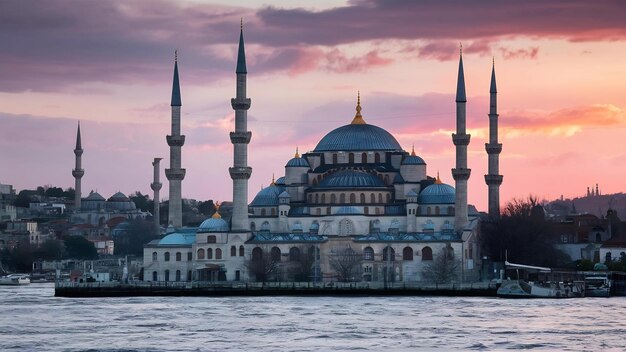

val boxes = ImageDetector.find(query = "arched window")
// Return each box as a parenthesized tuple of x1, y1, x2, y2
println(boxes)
(361, 152, 367, 163)
(403, 247, 414, 261)
(384, 175, 389, 184)
(596, 233, 602, 242)
(375, 153, 381, 163)
(427, 207, 432, 215)
(321, 194, 326, 203)
(188, 270, 192, 281)
(435, 206, 440, 215)
(422, 246, 433, 261)
(271, 247, 281, 262)
(308, 194, 313, 202)
(239, 245, 245, 256)
(207, 248, 213, 259)
(340, 193, 346, 203)
(152, 252, 157, 261)
(289, 247, 300, 261)
(331, 194, 337, 204)
(187, 252, 192, 261)
(176, 252, 181, 261)
(448, 206, 454, 215)
(315, 194, 319, 203)
(175, 270, 181, 282)
(383, 247, 395, 261)
(378, 193, 383, 203)
(164, 252, 170, 262)
(370, 194, 376, 203)
(363, 247, 374, 261)
(197, 248, 205, 259)
(360, 193, 365, 203)
(207, 235, 216, 243)
(216, 248, 222, 259)
(364, 207, 369, 215)
(375, 207, 380, 215)
(231, 246, 237, 257)
(250, 222, 256, 232)
(349, 153, 354, 163)
(252, 247, 263, 261)
(164, 270, 170, 282)
(350, 193, 356, 203)
(386, 194, 391, 203)
(261, 209, 266, 216)
(152, 271, 157, 281)
(332, 154, 338, 164)
(271, 208, 276, 216)
(261, 221, 270, 231)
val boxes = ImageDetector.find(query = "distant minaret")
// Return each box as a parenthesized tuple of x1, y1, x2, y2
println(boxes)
(229, 21, 252, 232)
(151, 158, 163, 234)
(484, 59, 503, 218)
(587, 187, 590, 197)
(452, 47, 471, 232)
(165, 51, 185, 228)
(596, 183, 599, 196)
(72, 122, 84, 211)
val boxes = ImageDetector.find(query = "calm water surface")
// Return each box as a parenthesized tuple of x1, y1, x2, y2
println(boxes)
(1, 283, 625, 351)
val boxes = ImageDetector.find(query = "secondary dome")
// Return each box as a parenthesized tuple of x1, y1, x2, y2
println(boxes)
(313, 95, 402, 152)
(418, 180, 455, 204)
(317, 170, 385, 188)
(159, 232, 196, 246)
(198, 217, 229, 232)
(250, 184, 284, 206)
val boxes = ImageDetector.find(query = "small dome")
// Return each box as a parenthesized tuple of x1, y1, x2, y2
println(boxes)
(159, 232, 196, 245)
(418, 182, 455, 204)
(402, 155, 426, 165)
(84, 191, 105, 201)
(406, 189, 418, 197)
(286, 157, 309, 168)
(108, 192, 130, 202)
(198, 217, 229, 232)
(317, 170, 385, 188)
(275, 176, 286, 186)
(279, 191, 290, 198)
(250, 184, 284, 206)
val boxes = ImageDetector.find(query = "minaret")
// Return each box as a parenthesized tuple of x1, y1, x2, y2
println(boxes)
(484, 59, 503, 218)
(165, 51, 185, 228)
(451, 47, 471, 233)
(151, 158, 163, 234)
(72, 122, 84, 211)
(229, 22, 252, 232)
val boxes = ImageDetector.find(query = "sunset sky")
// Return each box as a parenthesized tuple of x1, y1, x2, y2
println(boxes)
(1, 0, 626, 211)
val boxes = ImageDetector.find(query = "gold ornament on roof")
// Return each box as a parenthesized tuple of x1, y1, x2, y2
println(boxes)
(351, 91, 366, 124)
(270, 173, 275, 186)
(411, 144, 416, 156)
(295, 146, 300, 158)
(435, 172, 443, 184)
(212, 201, 222, 219)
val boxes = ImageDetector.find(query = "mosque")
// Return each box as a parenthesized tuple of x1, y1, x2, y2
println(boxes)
(141, 26, 503, 283)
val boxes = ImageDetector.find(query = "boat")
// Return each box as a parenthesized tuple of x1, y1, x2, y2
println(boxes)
(584, 272, 611, 297)
(497, 261, 585, 298)
(0, 274, 31, 286)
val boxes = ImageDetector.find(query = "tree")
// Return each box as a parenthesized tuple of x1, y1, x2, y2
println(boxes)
(44, 187, 64, 198)
(33, 239, 66, 260)
(329, 246, 362, 282)
(422, 245, 460, 284)
(198, 200, 215, 217)
(13, 190, 37, 207)
(64, 236, 98, 260)
(113, 219, 158, 256)
(245, 248, 278, 282)
(130, 192, 152, 213)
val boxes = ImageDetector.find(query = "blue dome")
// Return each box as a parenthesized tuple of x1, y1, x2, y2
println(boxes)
(402, 155, 426, 165)
(159, 232, 196, 246)
(286, 157, 309, 168)
(418, 183, 456, 204)
(318, 170, 385, 188)
(250, 185, 284, 206)
(314, 124, 402, 152)
(198, 217, 229, 232)
(275, 176, 286, 185)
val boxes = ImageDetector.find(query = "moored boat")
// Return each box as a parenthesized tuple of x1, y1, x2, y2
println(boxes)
(497, 261, 584, 298)
(0, 274, 31, 286)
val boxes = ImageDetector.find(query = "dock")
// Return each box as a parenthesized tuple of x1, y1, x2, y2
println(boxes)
(55, 281, 498, 298)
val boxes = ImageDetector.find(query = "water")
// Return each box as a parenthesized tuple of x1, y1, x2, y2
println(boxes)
(1, 283, 625, 351)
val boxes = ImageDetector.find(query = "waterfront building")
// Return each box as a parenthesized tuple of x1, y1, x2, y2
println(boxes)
(143, 27, 500, 284)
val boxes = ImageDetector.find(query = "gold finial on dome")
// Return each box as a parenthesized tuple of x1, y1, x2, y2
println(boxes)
(435, 172, 442, 184)
(351, 91, 366, 124)
(411, 144, 416, 156)
(295, 146, 300, 158)
(212, 201, 222, 219)
(270, 173, 275, 186)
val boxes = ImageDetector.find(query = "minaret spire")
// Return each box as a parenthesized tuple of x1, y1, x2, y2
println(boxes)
(452, 48, 471, 232)
(165, 51, 186, 228)
(485, 59, 503, 217)
(230, 22, 253, 232)
(72, 121, 84, 211)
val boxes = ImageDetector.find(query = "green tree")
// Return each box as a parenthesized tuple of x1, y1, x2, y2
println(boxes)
(64, 236, 98, 260)
(113, 219, 158, 256)
(130, 192, 152, 212)
(44, 187, 64, 198)
(13, 190, 37, 207)
(33, 239, 66, 260)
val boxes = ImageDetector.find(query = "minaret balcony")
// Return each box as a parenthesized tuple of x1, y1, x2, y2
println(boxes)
(166, 135, 186, 147)
(151, 182, 163, 191)
(485, 143, 502, 154)
(230, 131, 252, 144)
(231, 98, 251, 110)
(452, 133, 471, 146)
(229, 167, 252, 180)
(165, 168, 186, 181)
(72, 169, 84, 178)
(451, 168, 471, 181)
(484, 174, 503, 186)
(73, 149, 84, 156)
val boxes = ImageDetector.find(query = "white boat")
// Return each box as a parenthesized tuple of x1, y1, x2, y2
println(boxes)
(0, 274, 31, 286)
(497, 261, 584, 298)
(584, 272, 611, 297)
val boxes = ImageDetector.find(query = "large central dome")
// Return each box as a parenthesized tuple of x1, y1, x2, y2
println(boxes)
(314, 95, 403, 152)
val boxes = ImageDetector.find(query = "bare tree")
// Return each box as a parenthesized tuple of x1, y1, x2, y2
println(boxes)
(329, 246, 362, 282)
(244, 249, 278, 282)
(288, 246, 316, 282)
(422, 245, 460, 284)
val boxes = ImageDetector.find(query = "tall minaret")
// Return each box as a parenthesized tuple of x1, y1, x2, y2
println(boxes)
(72, 122, 84, 211)
(151, 158, 163, 234)
(484, 59, 503, 218)
(165, 51, 185, 228)
(229, 22, 252, 232)
(452, 47, 471, 233)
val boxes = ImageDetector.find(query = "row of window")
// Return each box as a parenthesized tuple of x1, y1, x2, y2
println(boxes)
(327, 152, 384, 165)
(307, 192, 391, 205)
(152, 251, 193, 262)
(249, 245, 439, 262)
(197, 245, 245, 260)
